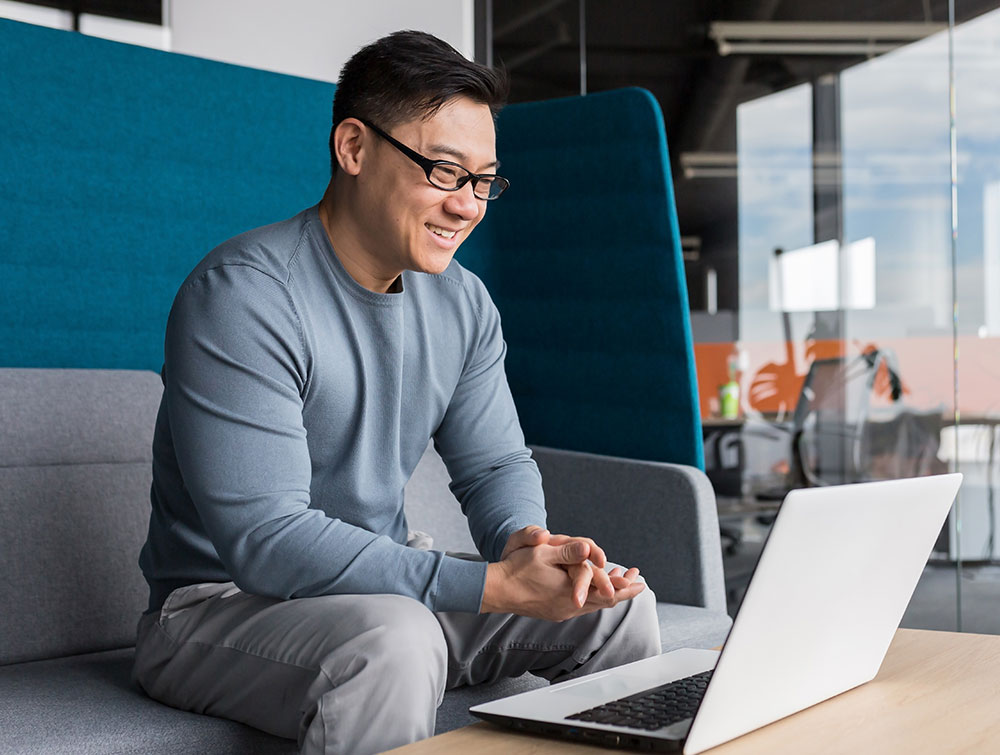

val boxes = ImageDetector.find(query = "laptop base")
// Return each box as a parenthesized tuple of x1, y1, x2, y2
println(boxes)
(473, 710, 687, 752)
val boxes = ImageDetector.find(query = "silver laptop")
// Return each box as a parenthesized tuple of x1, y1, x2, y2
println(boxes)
(470, 473, 962, 753)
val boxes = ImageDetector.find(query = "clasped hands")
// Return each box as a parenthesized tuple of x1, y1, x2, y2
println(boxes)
(480, 525, 645, 622)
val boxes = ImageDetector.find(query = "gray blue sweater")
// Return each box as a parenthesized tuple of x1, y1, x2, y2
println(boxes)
(139, 205, 546, 614)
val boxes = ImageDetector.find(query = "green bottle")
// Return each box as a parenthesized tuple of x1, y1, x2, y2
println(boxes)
(720, 380, 740, 419)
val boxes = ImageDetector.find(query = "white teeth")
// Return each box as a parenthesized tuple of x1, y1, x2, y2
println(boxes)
(427, 224, 457, 239)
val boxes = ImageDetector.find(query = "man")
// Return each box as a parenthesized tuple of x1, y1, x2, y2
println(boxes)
(134, 30, 660, 755)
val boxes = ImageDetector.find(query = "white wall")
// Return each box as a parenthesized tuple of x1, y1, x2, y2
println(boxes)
(168, 0, 475, 83)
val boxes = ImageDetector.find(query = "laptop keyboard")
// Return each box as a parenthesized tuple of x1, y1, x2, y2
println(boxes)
(565, 670, 713, 731)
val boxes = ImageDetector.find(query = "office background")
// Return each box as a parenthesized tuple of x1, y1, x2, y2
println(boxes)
(2, 0, 997, 633)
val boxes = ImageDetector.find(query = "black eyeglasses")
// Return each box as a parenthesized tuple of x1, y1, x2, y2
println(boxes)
(359, 119, 510, 200)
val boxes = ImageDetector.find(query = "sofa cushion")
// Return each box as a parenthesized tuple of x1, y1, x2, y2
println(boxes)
(656, 603, 732, 652)
(0, 646, 545, 747)
(0, 648, 296, 754)
(436, 674, 547, 733)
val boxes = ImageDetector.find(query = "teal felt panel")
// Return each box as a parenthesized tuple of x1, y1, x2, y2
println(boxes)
(0, 18, 700, 467)
(0, 19, 332, 370)
(460, 89, 704, 468)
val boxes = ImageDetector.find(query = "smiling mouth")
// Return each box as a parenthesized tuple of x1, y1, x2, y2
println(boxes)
(426, 223, 458, 239)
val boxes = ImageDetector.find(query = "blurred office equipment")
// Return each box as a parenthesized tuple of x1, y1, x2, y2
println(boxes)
(939, 423, 1000, 561)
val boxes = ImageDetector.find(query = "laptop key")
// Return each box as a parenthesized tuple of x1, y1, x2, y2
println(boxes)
(566, 670, 713, 731)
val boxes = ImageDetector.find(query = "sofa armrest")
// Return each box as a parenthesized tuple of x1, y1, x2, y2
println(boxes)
(530, 446, 726, 613)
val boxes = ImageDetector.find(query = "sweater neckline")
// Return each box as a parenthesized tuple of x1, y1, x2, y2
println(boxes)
(306, 204, 405, 308)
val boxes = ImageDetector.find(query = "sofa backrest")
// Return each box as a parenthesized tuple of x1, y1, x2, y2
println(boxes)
(0, 368, 476, 664)
(0, 369, 161, 665)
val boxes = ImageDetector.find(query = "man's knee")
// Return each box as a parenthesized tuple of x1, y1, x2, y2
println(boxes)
(623, 584, 662, 657)
(301, 596, 448, 749)
(327, 595, 448, 700)
(594, 584, 661, 669)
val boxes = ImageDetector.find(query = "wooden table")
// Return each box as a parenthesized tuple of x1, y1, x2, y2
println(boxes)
(385, 629, 1000, 754)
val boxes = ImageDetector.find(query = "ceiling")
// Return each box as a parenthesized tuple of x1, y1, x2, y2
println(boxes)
(493, 0, 996, 156)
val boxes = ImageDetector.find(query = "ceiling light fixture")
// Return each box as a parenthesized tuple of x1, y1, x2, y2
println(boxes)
(709, 21, 947, 57)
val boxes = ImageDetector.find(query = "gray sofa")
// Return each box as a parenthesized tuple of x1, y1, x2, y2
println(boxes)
(0, 368, 731, 753)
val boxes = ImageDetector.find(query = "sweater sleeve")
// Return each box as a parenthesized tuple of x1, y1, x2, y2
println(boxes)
(433, 273, 548, 562)
(163, 264, 486, 612)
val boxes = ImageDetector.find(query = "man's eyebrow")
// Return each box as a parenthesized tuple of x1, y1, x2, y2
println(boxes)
(428, 143, 500, 171)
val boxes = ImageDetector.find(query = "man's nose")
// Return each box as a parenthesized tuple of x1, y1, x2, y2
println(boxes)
(443, 181, 482, 221)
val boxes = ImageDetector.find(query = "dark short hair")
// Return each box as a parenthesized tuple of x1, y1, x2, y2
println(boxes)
(329, 30, 508, 175)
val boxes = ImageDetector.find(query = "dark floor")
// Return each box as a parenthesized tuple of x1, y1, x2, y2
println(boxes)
(720, 514, 1000, 635)
(901, 562, 1000, 634)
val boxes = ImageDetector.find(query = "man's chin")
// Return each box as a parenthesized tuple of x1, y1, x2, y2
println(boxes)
(414, 251, 458, 276)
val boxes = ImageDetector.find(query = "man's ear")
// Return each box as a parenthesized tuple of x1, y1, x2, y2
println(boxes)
(332, 118, 367, 176)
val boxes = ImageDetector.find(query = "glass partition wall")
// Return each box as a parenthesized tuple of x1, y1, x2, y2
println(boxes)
(946, 3, 1000, 630)
(732, 4, 1000, 632)
(490, 0, 999, 632)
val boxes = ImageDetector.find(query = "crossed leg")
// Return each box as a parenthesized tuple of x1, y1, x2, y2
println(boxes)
(133, 581, 660, 755)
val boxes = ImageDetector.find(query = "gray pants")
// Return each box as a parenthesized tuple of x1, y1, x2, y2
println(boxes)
(133, 580, 661, 755)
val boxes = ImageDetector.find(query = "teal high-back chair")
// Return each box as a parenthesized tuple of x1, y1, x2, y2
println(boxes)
(464, 89, 704, 467)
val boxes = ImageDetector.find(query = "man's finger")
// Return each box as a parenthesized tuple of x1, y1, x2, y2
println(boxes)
(589, 563, 615, 598)
(584, 546, 606, 569)
(548, 535, 607, 568)
(587, 541, 607, 569)
(567, 562, 594, 608)
(581, 569, 639, 611)
(612, 581, 645, 603)
(609, 566, 640, 590)
(552, 540, 590, 565)
(520, 525, 547, 542)
(502, 526, 549, 559)
(525, 526, 549, 545)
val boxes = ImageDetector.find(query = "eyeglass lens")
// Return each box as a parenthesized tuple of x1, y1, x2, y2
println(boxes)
(428, 164, 505, 199)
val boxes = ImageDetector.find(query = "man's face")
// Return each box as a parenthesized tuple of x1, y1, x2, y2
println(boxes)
(358, 96, 497, 278)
